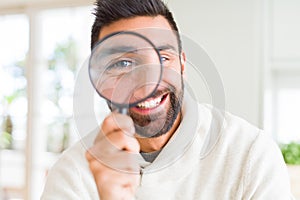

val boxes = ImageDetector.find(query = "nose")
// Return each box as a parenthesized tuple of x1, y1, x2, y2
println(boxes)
(130, 61, 161, 100)
(132, 82, 159, 101)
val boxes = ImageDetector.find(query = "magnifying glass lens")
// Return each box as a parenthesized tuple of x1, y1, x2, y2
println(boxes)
(89, 32, 162, 107)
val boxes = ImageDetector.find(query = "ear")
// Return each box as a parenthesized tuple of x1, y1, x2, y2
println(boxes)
(180, 51, 186, 72)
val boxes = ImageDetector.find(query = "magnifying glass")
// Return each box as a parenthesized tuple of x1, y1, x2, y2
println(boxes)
(89, 31, 163, 114)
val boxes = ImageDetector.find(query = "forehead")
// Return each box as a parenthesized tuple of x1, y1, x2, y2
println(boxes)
(99, 16, 172, 39)
(99, 15, 178, 52)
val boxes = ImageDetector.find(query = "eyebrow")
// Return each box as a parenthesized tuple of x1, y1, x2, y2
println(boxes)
(100, 46, 137, 55)
(94, 44, 178, 61)
(156, 44, 178, 53)
(94, 45, 138, 62)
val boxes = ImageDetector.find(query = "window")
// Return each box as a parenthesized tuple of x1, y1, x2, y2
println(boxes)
(0, 14, 28, 199)
(39, 7, 93, 153)
(0, 5, 94, 200)
(33, 7, 94, 199)
(264, 0, 300, 144)
(270, 71, 300, 143)
(0, 14, 28, 150)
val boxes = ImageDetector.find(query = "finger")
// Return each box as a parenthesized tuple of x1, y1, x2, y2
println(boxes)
(90, 130, 140, 155)
(99, 183, 136, 200)
(98, 170, 140, 190)
(85, 149, 94, 162)
(100, 113, 135, 137)
(87, 146, 140, 173)
(105, 130, 140, 152)
(87, 160, 140, 189)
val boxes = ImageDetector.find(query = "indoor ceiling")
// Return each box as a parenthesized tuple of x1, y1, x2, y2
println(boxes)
(0, 0, 94, 12)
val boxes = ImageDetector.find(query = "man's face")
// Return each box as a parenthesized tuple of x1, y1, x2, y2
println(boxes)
(99, 16, 185, 138)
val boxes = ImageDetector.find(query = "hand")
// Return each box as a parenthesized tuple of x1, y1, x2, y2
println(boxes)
(86, 113, 140, 200)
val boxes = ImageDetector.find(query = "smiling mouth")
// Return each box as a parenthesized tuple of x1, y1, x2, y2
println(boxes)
(135, 93, 168, 110)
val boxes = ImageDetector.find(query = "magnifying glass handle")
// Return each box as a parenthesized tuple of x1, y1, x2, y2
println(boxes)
(110, 104, 128, 115)
(119, 108, 128, 115)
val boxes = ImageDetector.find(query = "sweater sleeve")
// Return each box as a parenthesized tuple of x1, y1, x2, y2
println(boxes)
(41, 155, 83, 200)
(41, 143, 99, 200)
(242, 132, 295, 200)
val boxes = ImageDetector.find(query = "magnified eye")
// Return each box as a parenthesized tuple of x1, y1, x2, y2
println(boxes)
(161, 56, 169, 62)
(108, 59, 135, 70)
(161, 55, 172, 66)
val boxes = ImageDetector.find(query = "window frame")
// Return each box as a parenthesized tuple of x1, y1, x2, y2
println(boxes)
(0, 1, 94, 199)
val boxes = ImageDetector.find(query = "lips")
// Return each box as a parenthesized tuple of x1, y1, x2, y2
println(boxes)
(132, 93, 168, 112)
(136, 95, 164, 109)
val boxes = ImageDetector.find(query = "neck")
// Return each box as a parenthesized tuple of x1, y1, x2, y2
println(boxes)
(136, 112, 182, 153)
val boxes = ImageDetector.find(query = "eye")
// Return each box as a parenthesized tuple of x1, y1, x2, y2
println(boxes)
(108, 60, 134, 70)
(161, 56, 169, 62)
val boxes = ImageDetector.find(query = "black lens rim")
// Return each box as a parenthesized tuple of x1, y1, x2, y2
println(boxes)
(88, 30, 163, 110)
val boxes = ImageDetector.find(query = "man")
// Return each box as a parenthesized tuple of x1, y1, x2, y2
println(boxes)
(42, 0, 293, 199)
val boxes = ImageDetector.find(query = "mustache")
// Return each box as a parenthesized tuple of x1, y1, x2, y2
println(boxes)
(106, 84, 177, 110)
(147, 85, 177, 99)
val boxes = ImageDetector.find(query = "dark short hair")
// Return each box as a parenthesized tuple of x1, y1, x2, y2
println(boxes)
(91, 0, 182, 51)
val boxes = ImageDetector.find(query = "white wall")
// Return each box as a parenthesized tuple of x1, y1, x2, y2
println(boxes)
(168, 0, 262, 127)
(0, 0, 263, 127)
(0, 0, 93, 13)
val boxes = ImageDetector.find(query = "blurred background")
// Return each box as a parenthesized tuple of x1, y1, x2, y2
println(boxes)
(0, 0, 299, 199)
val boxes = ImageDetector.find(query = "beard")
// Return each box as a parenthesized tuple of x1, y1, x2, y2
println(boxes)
(129, 79, 184, 138)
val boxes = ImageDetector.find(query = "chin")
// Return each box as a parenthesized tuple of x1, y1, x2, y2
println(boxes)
(130, 89, 183, 138)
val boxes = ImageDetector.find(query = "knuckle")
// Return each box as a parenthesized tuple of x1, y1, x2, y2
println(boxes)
(123, 118, 135, 131)
(86, 148, 101, 162)
(102, 115, 114, 127)
(102, 186, 117, 198)
(118, 133, 131, 150)
(102, 114, 135, 136)
(98, 170, 110, 183)
(117, 131, 126, 141)
(85, 150, 92, 161)
(132, 140, 140, 152)
(89, 158, 102, 169)
(110, 131, 126, 144)
(106, 131, 122, 145)
(114, 115, 134, 131)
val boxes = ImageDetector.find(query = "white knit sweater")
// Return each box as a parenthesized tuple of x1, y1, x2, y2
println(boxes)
(41, 93, 293, 200)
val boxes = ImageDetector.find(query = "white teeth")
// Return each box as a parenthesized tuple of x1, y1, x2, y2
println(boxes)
(137, 96, 163, 109)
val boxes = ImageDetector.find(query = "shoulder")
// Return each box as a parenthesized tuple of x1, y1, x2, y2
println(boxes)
(199, 104, 292, 198)
(49, 128, 97, 172)
(197, 104, 262, 157)
(197, 104, 287, 170)
(41, 130, 99, 199)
